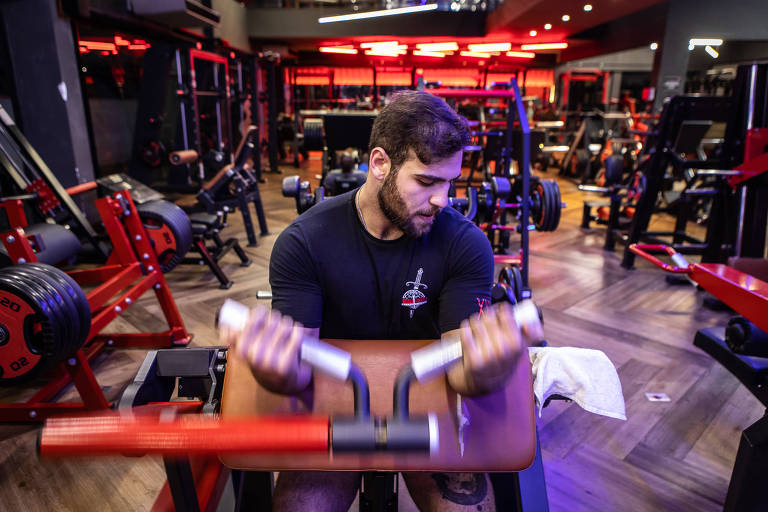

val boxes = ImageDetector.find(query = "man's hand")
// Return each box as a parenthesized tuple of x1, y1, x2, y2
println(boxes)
(446, 302, 540, 396)
(223, 305, 312, 395)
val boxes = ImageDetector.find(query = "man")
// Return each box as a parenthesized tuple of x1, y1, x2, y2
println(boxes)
(232, 91, 533, 511)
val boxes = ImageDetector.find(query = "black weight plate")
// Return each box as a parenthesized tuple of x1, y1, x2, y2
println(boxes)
(282, 176, 301, 198)
(137, 200, 193, 273)
(15, 265, 78, 356)
(7, 267, 72, 360)
(511, 265, 524, 303)
(549, 180, 562, 231)
(546, 180, 558, 231)
(26, 264, 89, 354)
(532, 182, 547, 230)
(27, 263, 91, 349)
(0, 273, 56, 383)
(491, 282, 516, 305)
(497, 267, 513, 286)
(530, 188, 543, 228)
(603, 155, 624, 186)
(303, 119, 324, 151)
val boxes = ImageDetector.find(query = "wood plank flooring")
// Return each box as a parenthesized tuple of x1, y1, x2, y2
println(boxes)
(0, 159, 762, 511)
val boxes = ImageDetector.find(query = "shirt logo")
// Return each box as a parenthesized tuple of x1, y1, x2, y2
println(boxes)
(402, 267, 428, 318)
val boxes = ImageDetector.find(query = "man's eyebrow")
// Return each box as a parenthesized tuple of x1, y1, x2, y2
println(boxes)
(415, 173, 462, 182)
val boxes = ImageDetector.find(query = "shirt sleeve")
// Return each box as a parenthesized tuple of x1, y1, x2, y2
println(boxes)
(438, 223, 494, 333)
(269, 223, 323, 328)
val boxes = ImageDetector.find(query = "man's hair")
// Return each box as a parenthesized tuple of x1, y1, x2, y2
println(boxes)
(368, 91, 470, 171)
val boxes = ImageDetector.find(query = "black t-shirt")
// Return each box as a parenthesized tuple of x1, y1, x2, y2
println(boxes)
(270, 190, 494, 339)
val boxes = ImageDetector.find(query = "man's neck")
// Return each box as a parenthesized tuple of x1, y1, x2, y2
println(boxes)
(356, 184, 403, 240)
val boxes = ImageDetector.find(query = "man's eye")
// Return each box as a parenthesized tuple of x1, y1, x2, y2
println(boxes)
(417, 179, 435, 186)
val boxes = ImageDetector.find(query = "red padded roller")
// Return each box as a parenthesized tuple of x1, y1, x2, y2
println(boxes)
(39, 414, 329, 457)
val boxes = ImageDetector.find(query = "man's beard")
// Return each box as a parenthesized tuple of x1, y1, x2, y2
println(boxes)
(377, 168, 440, 238)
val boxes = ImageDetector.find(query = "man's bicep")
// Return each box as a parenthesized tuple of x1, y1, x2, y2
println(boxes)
(439, 226, 494, 333)
(269, 226, 323, 329)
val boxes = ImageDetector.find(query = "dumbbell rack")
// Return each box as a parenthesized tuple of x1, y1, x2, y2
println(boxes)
(0, 188, 191, 422)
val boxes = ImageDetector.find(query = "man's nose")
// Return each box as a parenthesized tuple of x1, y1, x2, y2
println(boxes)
(429, 188, 449, 210)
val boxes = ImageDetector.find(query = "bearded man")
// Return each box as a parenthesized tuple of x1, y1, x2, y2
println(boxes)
(234, 91, 526, 511)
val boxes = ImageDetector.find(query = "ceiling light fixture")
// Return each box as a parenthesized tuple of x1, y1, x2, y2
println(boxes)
(561, 14, 570, 21)
(413, 50, 446, 58)
(467, 42, 511, 52)
(319, 46, 359, 54)
(705, 45, 719, 58)
(416, 42, 459, 51)
(318, 4, 438, 23)
(460, 51, 491, 58)
(689, 38, 723, 47)
(506, 51, 536, 59)
(360, 41, 400, 48)
(530, 30, 537, 36)
(520, 42, 568, 50)
(544, 23, 552, 30)
(650, 42, 658, 51)
(583, 4, 592, 11)
(364, 49, 407, 57)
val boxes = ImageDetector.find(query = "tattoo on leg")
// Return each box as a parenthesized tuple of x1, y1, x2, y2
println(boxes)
(430, 473, 487, 505)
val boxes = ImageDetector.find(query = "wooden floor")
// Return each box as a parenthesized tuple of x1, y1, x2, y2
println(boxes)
(0, 157, 762, 512)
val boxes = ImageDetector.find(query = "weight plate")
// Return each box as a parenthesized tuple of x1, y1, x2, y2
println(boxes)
(24, 264, 83, 356)
(282, 176, 301, 198)
(490, 282, 516, 305)
(511, 265, 524, 303)
(491, 176, 511, 200)
(303, 119, 324, 151)
(7, 267, 72, 359)
(532, 182, 547, 231)
(603, 155, 623, 186)
(0, 272, 56, 382)
(137, 200, 193, 273)
(545, 180, 562, 232)
(27, 263, 91, 349)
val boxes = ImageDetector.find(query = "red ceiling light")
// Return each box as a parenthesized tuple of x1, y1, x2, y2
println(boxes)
(114, 36, 130, 46)
(413, 50, 446, 58)
(520, 42, 568, 50)
(529, 30, 537, 37)
(467, 42, 511, 53)
(416, 42, 458, 52)
(460, 51, 491, 58)
(128, 44, 150, 51)
(506, 51, 536, 59)
(360, 41, 400, 48)
(365, 49, 407, 57)
(319, 46, 359, 54)
(79, 41, 118, 51)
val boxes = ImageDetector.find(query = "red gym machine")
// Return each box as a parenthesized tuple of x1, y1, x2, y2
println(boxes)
(0, 105, 191, 422)
(0, 185, 191, 422)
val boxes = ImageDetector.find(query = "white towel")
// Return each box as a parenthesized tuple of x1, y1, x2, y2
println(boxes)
(528, 346, 626, 421)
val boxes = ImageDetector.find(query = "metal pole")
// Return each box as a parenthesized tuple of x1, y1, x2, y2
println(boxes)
(511, 79, 531, 296)
(735, 63, 758, 257)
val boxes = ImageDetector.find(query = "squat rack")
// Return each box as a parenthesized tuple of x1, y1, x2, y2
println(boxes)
(430, 81, 533, 297)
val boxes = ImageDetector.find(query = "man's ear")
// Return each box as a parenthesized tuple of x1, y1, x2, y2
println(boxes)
(369, 147, 390, 181)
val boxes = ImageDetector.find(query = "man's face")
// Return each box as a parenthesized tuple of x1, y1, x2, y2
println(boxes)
(377, 150, 463, 238)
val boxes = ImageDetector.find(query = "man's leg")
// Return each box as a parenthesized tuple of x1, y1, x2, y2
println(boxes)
(272, 471, 361, 512)
(402, 472, 495, 512)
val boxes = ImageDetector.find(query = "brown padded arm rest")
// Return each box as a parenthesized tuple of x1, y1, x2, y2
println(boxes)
(202, 163, 234, 191)
(220, 339, 536, 472)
